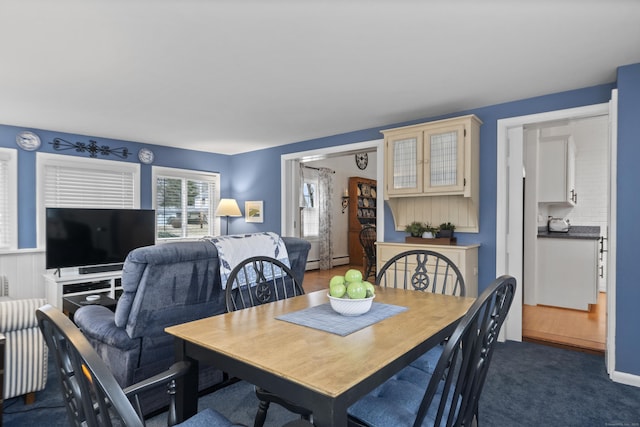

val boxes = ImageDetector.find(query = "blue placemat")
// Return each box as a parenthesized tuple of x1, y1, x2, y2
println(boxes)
(276, 302, 407, 336)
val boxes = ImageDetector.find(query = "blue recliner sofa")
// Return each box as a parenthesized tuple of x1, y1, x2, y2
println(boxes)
(74, 236, 311, 415)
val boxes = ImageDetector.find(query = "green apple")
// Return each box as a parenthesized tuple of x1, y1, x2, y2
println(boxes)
(344, 269, 363, 284)
(363, 281, 375, 298)
(347, 281, 366, 299)
(329, 275, 346, 288)
(329, 283, 347, 298)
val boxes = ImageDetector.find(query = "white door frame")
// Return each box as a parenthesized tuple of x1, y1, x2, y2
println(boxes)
(281, 139, 385, 242)
(496, 101, 614, 370)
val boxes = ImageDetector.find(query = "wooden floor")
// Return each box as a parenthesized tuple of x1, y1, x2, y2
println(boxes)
(522, 292, 606, 355)
(304, 264, 606, 355)
(303, 263, 360, 293)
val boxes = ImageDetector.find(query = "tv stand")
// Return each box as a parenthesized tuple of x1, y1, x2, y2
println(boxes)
(44, 270, 123, 309)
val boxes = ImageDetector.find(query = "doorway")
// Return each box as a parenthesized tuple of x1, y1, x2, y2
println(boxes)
(521, 116, 609, 354)
(496, 97, 616, 373)
(280, 139, 385, 269)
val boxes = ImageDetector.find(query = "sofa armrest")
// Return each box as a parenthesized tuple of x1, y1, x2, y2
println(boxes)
(0, 298, 47, 333)
(74, 305, 139, 350)
(282, 237, 311, 284)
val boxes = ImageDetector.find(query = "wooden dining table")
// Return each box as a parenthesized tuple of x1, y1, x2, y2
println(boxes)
(166, 287, 475, 427)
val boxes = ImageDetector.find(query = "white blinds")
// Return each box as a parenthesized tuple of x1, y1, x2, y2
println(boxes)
(153, 166, 219, 239)
(43, 164, 136, 208)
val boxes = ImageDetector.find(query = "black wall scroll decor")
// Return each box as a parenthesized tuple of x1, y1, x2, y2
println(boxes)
(50, 138, 130, 159)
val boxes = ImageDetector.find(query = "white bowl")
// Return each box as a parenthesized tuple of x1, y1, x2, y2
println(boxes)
(328, 294, 375, 316)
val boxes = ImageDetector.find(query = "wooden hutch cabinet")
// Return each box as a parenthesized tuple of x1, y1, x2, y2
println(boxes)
(348, 176, 377, 266)
(381, 114, 482, 233)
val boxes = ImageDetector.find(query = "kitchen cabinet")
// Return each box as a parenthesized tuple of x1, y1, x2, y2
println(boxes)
(376, 242, 479, 297)
(348, 177, 377, 266)
(538, 136, 576, 206)
(382, 115, 481, 198)
(536, 237, 598, 310)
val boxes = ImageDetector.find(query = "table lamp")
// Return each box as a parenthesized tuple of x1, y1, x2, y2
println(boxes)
(215, 198, 242, 235)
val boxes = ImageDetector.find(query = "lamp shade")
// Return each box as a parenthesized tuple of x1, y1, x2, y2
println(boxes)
(215, 198, 242, 217)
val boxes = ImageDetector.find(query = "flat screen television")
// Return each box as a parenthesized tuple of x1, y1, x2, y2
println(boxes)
(46, 208, 156, 272)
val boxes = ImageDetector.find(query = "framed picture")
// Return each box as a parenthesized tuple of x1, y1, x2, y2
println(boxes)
(245, 201, 264, 223)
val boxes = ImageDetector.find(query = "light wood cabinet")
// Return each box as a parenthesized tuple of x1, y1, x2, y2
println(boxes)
(376, 242, 479, 297)
(348, 177, 377, 266)
(538, 136, 577, 206)
(383, 115, 480, 198)
(381, 115, 482, 233)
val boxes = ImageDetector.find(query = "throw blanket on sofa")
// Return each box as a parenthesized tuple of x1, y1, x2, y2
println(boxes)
(206, 232, 290, 289)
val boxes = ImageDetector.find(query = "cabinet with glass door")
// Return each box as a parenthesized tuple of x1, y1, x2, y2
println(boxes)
(383, 115, 481, 198)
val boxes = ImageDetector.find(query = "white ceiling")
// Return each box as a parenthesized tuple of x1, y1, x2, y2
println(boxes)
(1, 1, 639, 155)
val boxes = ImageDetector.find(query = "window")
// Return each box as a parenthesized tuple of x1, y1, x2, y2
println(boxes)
(0, 148, 17, 250)
(301, 176, 319, 238)
(37, 153, 140, 247)
(152, 166, 220, 240)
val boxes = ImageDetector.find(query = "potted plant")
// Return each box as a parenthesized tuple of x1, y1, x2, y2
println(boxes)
(404, 221, 428, 237)
(421, 223, 438, 239)
(437, 222, 456, 238)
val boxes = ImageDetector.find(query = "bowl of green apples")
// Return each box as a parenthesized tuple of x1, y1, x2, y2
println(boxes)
(327, 269, 375, 316)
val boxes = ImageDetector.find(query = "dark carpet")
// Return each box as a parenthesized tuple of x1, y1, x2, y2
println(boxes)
(3, 341, 639, 426)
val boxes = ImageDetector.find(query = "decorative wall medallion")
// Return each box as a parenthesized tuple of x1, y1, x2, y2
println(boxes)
(49, 138, 130, 159)
(15, 131, 41, 151)
(355, 153, 368, 170)
(138, 148, 154, 164)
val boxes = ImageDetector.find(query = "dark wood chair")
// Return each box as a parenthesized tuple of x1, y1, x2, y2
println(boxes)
(358, 225, 377, 281)
(348, 275, 517, 427)
(225, 256, 311, 427)
(36, 304, 243, 427)
(376, 249, 465, 296)
(377, 249, 466, 376)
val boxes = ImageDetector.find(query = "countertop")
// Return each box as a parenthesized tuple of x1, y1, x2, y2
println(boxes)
(537, 225, 601, 240)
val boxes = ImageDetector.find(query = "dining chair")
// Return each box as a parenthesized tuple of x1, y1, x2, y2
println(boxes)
(358, 225, 377, 281)
(36, 304, 244, 427)
(348, 275, 517, 427)
(376, 249, 465, 296)
(376, 249, 466, 375)
(225, 256, 312, 427)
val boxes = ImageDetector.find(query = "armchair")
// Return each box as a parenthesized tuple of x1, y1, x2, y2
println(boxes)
(0, 276, 48, 403)
(74, 236, 311, 416)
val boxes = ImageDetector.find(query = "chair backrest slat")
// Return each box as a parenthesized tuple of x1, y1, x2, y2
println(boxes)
(225, 256, 305, 312)
(376, 249, 466, 297)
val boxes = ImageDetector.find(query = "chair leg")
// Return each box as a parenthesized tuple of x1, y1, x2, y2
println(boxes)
(24, 392, 36, 405)
(363, 262, 372, 281)
(254, 399, 270, 427)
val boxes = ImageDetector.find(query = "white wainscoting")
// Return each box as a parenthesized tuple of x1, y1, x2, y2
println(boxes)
(0, 250, 47, 299)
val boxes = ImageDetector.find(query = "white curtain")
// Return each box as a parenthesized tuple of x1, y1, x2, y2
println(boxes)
(317, 167, 334, 270)
(300, 165, 334, 270)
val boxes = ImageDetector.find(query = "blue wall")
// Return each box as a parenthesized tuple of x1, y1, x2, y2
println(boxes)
(614, 63, 640, 375)
(0, 125, 232, 248)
